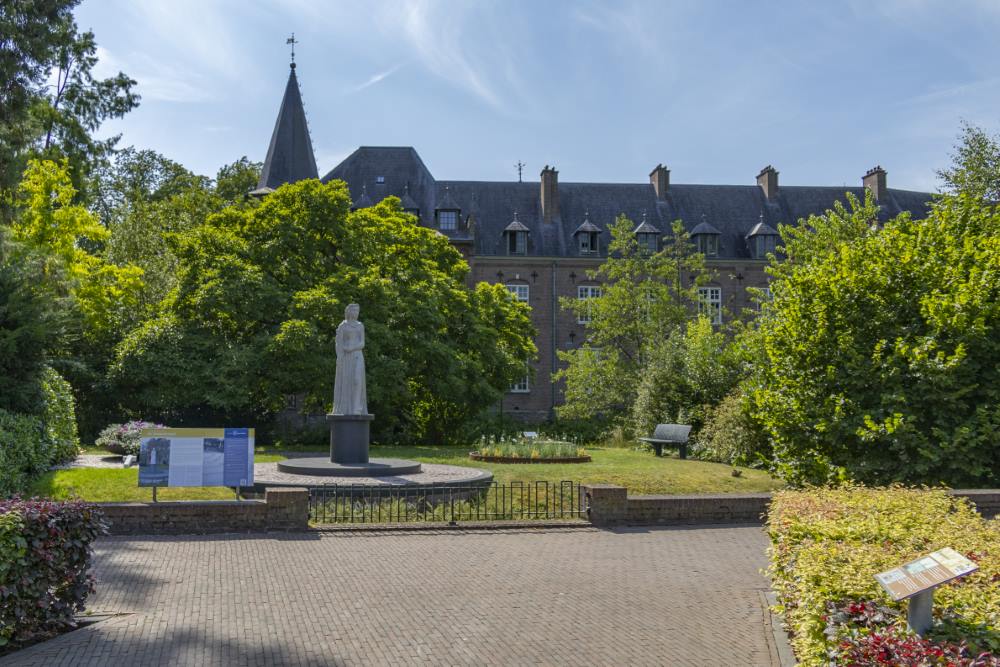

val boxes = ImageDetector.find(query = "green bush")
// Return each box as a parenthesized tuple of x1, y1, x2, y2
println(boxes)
(693, 391, 770, 467)
(767, 486, 1000, 666)
(0, 498, 107, 649)
(0, 410, 50, 497)
(39, 367, 79, 464)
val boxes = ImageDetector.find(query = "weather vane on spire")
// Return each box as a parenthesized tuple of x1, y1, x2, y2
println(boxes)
(287, 33, 298, 66)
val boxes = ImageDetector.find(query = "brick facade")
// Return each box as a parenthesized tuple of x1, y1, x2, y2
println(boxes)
(472, 256, 770, 420)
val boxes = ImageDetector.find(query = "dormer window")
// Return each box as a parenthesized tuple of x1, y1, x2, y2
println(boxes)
(400, 183, 420, 219)
(691, 216, 721, 258)
(746, 215, 780, 260)
(438, 210, 458, 230)
(573, 213, 602, 256)
(633, 214, 661, 254)
(504, 212, 529, 255)
(375, 176, 385, 184)
(435, 185, 461, 231)
(350, 183, 374, 212)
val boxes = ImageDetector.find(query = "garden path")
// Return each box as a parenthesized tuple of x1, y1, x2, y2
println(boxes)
(1, 526, 780, 666)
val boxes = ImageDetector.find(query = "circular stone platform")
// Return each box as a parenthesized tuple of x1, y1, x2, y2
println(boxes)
(255, 461, 494, 489)
(276, 457, 422, 477)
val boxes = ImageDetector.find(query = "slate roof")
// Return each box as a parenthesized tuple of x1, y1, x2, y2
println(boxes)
(746, 220, 779, 237)
(258, 66, 319, 190)
(320, 146, 934, 260)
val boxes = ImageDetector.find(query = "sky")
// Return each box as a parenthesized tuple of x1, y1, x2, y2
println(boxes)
(75, 0, 1000, 192)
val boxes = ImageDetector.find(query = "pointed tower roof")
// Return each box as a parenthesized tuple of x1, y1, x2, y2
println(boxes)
(257, 64, 318, 191)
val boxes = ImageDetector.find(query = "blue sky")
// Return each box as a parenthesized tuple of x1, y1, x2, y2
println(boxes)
(76, 0, 1000, 191)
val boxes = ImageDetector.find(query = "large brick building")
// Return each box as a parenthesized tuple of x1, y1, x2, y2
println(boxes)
(256, 63, 934, 421)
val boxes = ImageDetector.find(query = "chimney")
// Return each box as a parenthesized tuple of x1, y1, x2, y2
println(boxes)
(757, 165, 778, 199)
(541, 165, 559, 223)
(863, 166, 887, 202)
(649, 164, 670, 200)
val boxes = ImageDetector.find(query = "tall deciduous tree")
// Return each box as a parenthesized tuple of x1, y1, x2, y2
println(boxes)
(750, 191, 1000, 486)
(0, 0, 138, 217)
(109, 179, 535, 443)
(555, 216, 711, 423)
(938, 122, 1000, 203)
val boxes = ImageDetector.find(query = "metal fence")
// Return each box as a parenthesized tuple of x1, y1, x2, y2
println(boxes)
(309, 481, 586, 524)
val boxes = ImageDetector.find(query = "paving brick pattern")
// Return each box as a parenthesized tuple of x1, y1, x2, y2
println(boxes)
(2, 526, 778, 666)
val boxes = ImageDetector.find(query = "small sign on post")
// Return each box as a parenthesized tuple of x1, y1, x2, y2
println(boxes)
(874, 547, 978, 635)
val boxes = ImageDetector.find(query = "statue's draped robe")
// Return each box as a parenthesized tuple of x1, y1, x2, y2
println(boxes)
(333, 320, 368, 415)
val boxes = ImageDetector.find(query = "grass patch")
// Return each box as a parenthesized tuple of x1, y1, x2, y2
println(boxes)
(35, 444, 780, 502)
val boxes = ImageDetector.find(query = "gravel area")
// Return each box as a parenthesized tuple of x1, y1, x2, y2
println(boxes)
(51, 454, 126, 470)
(253, 461, 491, 487)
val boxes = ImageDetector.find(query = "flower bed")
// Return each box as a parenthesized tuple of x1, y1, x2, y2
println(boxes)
(0, 498, 107, 652)
(471, 440, 590, 463)
(767, 485, 999, 666)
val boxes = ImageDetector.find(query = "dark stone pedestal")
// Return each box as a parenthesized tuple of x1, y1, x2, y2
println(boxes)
(328, 413, 374, 464)
(275, 412, 422, 477)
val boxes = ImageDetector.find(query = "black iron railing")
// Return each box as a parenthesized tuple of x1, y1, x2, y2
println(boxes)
(308, 481, 586, 524)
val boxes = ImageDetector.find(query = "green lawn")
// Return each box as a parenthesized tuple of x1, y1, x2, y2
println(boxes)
(30, 445, 781, 502)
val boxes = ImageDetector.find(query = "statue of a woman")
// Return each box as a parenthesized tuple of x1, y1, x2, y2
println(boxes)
(332, 303, 368, 415)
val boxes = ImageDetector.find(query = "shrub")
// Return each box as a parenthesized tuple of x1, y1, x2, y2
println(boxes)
(95, 420, 164, 456)
(538, 416, 611, 446)
(0, 410, 50, 497)
(0, 498, 107, 649)
(767, 486, 1000, 666)
(39, 367, 79, 464)
(693, 390, 770, 467)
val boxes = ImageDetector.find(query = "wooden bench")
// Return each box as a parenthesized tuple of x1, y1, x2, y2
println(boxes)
(638, 424, 692, 459)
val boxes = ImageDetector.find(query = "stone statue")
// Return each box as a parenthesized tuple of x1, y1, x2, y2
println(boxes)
(332, 303, 368, 415)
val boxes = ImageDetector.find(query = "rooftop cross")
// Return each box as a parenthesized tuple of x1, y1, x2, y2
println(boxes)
(516, 161, 525, 183)
(287, 33, 298, 67)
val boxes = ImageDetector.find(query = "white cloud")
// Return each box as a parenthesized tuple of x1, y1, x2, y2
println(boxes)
(348, 64, 403, 94)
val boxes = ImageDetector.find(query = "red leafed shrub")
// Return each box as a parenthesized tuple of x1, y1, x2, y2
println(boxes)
(838, 625, 1000, 666)
(0, 498, 107, 649)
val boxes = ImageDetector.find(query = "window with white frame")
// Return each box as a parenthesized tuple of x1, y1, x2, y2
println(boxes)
(506, 284, 529, 303)
(698, 286, 722, 325)
(509, 374, 530, 393)
(577, 285, 602, 324)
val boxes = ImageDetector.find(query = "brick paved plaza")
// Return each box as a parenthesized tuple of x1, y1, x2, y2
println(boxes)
(2, 526, 780, 666)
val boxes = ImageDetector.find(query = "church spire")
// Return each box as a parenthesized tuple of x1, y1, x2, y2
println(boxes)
(255, 43, 318, 193)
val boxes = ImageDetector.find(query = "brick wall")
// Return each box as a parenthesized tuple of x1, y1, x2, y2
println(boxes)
(584, 486, 1000, 527)
(584, 485, 770, 526)
(99, 488, 310, 535)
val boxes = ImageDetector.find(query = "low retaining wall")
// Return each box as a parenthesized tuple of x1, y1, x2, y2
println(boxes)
(953, 490, 1000, 519)
(583, 486, 1000, 527)
(99, 488, 310, 535)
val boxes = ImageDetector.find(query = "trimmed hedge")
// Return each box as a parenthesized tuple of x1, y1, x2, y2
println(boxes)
(767, 486, 999, 666)
(0, 499, 107, 649)
(39, 367, 79, 464)
(0, 411, 49, 498)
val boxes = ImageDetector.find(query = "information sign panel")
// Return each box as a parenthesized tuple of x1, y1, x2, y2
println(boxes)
(874, 548, 978, 601)
(138, 428, 254, 488)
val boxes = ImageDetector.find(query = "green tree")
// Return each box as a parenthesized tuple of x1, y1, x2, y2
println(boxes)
(751, 191, 1000, 486)
(0, 0, 138, 216)
(937, 122, 1000, 203)
(109, 179, 535, 443)
(555, 215, 710, 423)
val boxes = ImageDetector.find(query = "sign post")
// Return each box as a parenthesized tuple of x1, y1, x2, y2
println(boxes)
(138, 428, 255, 493)
(874, 547, 978, 635)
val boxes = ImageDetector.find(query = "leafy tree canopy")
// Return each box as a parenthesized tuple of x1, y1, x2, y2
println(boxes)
(938, 122, 1000, 203)
(0, 0, 138, 216)
(109, 179, 535, 443)
(750, 191, 1000, 486)
(555, 216, 711, 422)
